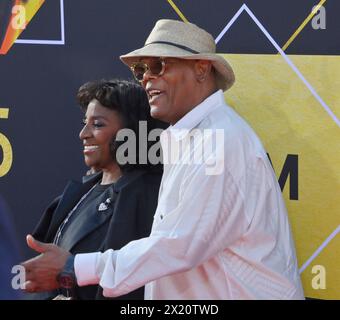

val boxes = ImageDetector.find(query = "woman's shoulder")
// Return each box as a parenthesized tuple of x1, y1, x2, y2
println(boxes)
(132, 168, 162, 187)
(116, 168, 162, 196)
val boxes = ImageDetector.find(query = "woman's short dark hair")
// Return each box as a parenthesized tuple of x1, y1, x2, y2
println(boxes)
(77, 79, 168, 172)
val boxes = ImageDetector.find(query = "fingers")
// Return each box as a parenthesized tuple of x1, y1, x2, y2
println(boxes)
(23, 280, 42, 293)
(21, 256, 40, 275)
(26, 234, 51, 254)
(23, 280, 36, 293)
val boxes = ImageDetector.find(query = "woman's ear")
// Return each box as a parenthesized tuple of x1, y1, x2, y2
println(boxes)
(194, 60, 212, 82)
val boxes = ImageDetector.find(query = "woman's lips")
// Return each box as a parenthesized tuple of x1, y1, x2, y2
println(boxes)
(83, 145, 99, 154)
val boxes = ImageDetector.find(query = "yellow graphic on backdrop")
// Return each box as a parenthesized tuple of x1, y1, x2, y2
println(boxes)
(223, 54, 340, 299)
(166, 0, 188, 22)
(281, 0, 327, 51)
(0, 108, 13, 177)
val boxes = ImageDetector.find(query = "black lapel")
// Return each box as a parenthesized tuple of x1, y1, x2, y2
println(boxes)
(60, 187, 118, 251)
(48, 170, 147, 250)
(58, 170, 147, 251)
(45, 173, 102, 242)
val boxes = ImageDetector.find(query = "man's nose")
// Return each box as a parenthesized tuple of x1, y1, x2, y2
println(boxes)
(143, 68, 157, 82)
(142, 70, 157, 88)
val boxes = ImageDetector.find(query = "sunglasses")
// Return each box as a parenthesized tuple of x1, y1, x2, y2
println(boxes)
(130, 58, 166, 82)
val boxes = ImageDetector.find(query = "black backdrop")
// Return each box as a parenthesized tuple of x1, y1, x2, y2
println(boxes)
(1, 0, 339, 261)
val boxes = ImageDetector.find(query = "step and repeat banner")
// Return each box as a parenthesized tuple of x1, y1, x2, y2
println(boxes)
(0, 0, 339, 299)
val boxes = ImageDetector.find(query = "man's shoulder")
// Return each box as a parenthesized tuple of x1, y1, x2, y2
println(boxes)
(199, 103, 254, 135)
(199, 104, 267, 157)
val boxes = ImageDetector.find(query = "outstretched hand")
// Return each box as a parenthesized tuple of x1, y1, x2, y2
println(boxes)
(21, 235, 71, 293)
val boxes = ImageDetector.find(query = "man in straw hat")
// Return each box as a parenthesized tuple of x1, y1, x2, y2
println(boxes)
(22, 19, 304, 299)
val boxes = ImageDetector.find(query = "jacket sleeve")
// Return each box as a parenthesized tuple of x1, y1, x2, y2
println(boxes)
(32, 196, 61, 242)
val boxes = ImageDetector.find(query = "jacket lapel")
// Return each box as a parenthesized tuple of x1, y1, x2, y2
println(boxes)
(60, 187, 118, 251)
(62, 171, 146, 251)
(45, 173, 102, 242)
(46, 170, 146, 250)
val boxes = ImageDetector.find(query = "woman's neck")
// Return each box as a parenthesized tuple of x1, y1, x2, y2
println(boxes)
(101, 164, 122, 185)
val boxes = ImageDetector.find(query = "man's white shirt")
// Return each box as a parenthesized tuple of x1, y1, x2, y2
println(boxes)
(75, 90, 304, 299)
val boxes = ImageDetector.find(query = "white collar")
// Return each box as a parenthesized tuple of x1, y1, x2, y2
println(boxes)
(166, 90, 225, 140)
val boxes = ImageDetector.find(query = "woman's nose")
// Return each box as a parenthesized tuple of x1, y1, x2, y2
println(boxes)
(79, 124, 90, 140)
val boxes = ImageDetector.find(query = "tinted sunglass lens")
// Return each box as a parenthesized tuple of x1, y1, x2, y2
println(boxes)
(133, 64, 147, 81)
(131, 59, 164, 81)
(149, 60, 163, 75)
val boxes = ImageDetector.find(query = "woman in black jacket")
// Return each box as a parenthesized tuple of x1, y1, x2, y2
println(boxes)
(29, 79, 167, 299)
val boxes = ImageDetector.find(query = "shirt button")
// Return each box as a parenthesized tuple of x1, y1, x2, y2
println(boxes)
(160, 214, 163, 219)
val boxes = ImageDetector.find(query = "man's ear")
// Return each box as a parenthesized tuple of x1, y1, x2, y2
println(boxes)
(194, 60, 212, 82)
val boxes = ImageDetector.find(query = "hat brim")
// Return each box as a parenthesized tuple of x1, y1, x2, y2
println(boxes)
(120, 43, 235, 91)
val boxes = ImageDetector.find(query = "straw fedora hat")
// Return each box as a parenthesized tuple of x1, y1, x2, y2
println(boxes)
(120, 19, 235, 91)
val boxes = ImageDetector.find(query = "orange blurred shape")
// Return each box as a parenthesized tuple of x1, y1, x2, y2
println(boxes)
(0, 0, 45, 55)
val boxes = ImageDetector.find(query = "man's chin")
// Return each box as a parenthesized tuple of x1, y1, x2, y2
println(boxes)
(150, 106, 164, 120)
